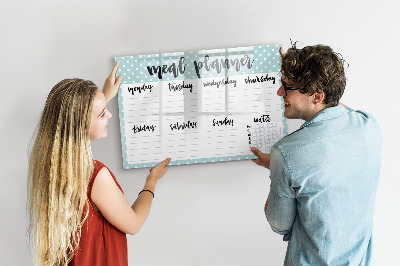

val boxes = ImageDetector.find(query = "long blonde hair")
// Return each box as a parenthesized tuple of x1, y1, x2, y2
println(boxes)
(28, 79, 98, 265)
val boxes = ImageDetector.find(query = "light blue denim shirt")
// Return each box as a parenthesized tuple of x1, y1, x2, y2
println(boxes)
(266, 105, 382, 266)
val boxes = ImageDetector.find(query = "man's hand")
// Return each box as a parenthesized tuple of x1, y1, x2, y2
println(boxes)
(279, 46, 285, 58)
(264, 199, 269, 213)
(103, 61, 123, 103)
(339, 102, 350, 109)
(251, 147, 271, 169)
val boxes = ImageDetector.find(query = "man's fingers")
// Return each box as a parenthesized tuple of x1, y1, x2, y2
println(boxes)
(251, 147, 263, 157)
(251, 158, 262, 166)
(279, 47, 285, 57)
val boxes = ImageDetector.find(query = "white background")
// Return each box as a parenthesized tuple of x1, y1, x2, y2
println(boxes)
(1, 0, 399, 265)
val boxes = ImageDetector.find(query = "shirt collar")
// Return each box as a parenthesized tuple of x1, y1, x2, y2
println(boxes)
(300, 105, 349, 129)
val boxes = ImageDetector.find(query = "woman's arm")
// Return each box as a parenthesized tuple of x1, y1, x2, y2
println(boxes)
(91, 158, 171, 235)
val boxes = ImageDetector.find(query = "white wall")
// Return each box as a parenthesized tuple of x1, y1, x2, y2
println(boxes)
(1, 0, 399, 265)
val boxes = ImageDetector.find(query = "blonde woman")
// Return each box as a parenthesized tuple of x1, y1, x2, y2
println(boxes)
(28, 62, 171, 266)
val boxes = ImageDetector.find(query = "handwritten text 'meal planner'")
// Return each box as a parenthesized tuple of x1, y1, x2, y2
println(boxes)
(146, 54, 255, 79)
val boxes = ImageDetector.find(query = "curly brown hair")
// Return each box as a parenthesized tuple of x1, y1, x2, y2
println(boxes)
(281, 43, 347, 107)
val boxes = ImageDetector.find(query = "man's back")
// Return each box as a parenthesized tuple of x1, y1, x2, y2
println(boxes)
(267, 105, 382, 266)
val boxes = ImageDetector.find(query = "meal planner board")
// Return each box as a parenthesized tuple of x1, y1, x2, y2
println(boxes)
(115, 44, 287, 169)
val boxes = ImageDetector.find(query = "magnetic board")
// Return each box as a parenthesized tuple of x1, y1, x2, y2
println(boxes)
(115, 44, 287, 169)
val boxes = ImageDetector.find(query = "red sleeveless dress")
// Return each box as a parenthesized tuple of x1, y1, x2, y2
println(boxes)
(69, 160, 128, 266)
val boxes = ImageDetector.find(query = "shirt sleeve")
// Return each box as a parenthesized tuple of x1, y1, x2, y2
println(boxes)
(266, 145, 297, 241)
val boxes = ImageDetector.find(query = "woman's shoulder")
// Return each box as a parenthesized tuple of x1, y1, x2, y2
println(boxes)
(90, 160, 107, 188)
(93, 160, 115, 177)
(91, 160, 123, 192)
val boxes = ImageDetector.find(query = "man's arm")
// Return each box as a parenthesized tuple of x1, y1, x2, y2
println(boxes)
(266, 188, 296, 238)
(251, 147, 271, 214)
(251, 145, 296, 238)
(265, 146, 297, 240)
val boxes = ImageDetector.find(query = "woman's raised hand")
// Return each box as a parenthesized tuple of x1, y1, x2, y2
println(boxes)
(103, 61, 123, 102)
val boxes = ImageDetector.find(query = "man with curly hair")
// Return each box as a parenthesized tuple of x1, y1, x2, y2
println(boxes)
(251, 43, 381, 265)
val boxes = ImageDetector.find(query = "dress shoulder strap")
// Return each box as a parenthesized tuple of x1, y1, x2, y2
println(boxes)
(87, 160, 105, 204)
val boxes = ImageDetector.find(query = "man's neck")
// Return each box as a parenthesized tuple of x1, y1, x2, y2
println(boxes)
(304, 104, 327, 121)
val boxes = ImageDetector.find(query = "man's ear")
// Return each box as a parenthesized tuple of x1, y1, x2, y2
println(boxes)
(313, 92, 325, 105)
